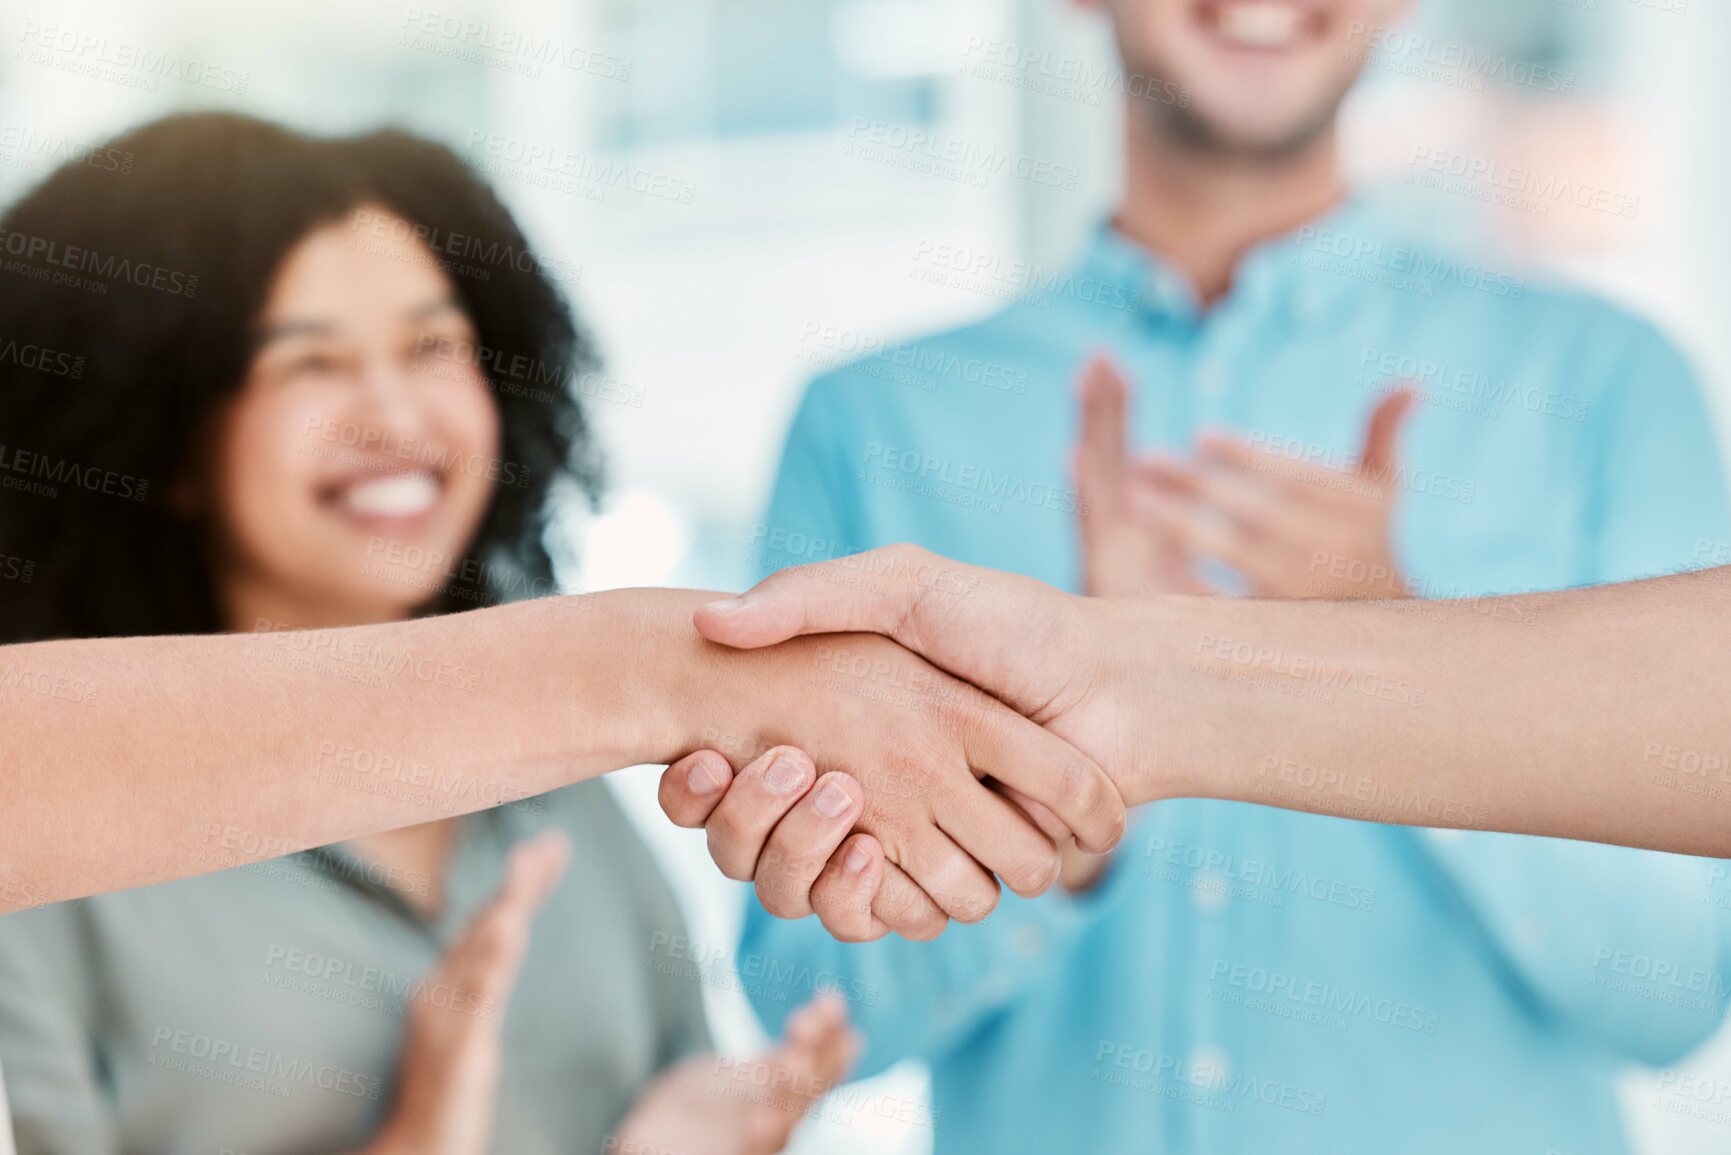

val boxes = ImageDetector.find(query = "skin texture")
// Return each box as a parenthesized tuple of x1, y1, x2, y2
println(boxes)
(0, 587, 1123, 913)
(676, 545, 1731, 940)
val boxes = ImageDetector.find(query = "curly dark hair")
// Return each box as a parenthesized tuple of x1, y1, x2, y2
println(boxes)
(0, 112, 600, 644)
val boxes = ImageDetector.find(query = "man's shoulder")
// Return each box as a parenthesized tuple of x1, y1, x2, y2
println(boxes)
(1356, 220, 1676, 355)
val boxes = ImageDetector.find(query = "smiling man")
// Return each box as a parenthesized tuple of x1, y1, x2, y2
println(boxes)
(732, 1, 1731, 1152)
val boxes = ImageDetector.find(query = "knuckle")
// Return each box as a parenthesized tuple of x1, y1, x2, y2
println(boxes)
(755, 875, 804, 920)
(706, 824, 755, 881)
(1004, 848, 1061, 898)
(949, 880, 1000, 924)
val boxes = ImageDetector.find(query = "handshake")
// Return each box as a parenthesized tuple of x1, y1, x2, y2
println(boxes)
(649, 544, 1166, 943)
(646, 365, 1423, 941)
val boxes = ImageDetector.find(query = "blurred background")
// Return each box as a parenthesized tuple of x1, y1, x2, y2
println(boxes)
(3, 0, 1727, 1150)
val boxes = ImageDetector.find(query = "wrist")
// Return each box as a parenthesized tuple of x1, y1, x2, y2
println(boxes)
(586, 587, 730, 767)
(1088, 593, 1232, 807)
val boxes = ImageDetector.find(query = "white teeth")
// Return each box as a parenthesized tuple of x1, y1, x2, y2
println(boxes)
(1216, 1, 1302, 49)
(339, 472, 441, 518)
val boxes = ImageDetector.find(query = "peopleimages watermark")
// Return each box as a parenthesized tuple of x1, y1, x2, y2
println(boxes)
(1290, 224, 1525, 301)
(464, 131, 696, 205)
(0, 121, 132, 177)
(1649, 1069, 1731, 1130)
(1206, 957, 1441, 1036)
(415, 334, 646, 409)
(1546, 0, 1688, 17)
(245, 617, 485, 693)
(310, 738, 546, 817)
(0, 335, 84, 379)
(1357, 344, 1589, 424)
(794, 321, 1028, 396)
(1638, 739, 1731, 804)
(397, 8, 631, 82)
(262, 942, 498, 1019)
(0, 443, 149, 503)
(957, 35, 1190, 109)
(14, 22, 250, 94)
(1192, 633, 1427, 708)
(843, 118, 1080, 192)
(646, 931, 879, 1009)
(1141, 834, 1379, 914)
(1258, 754, 1484, 827)
(148, 1025, 381, 1100)
(1092, 1041, 1327, 1116)
(910, 240, 1145, 313)
(859, 441, 1086, 517)
(345, 208, 583, 290)
(1242, 429, 1478, 504)
(1407, 145, 1640, 221)
(1588, 947, 1731, 1018)
(1344, 22, 1575, 95)
(300, 415, 531, 488)
(359, 538, 565, 605)
(0, 226, 199, 298)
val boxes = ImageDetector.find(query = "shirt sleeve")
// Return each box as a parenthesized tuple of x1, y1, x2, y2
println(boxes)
(741, 373, 1130, 1074)
(1584, 317, 1731, 583)
(0, 903, 120, 1155)
(1418, 317, 1731, 1066)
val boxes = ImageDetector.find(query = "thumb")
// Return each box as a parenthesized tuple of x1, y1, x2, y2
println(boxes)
(694, 544, 984, 651)
(1358, 388, 1417, 481)
(693, 544, 1074, 720)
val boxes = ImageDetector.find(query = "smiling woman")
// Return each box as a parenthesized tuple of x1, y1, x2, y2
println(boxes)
(0, 112, 600, 643)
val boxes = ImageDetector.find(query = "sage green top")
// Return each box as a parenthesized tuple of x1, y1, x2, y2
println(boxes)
(0, 780, 709, 1154)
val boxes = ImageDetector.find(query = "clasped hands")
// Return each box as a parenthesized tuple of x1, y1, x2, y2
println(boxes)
(658, 356, 1415, 942)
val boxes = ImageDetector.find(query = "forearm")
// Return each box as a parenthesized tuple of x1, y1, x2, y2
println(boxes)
(1124, 571, 1731, 856)
(0, 590, 722, 907)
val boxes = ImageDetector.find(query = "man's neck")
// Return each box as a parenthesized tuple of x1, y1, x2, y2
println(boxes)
(1113, 106, 1346, 307)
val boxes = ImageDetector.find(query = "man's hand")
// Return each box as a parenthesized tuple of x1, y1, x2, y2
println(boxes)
(1131, 389, 1416, 599)
(1073, 355, 1207, 598)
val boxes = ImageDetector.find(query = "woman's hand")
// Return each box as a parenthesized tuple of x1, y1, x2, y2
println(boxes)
(360, 831, 570, 1155)
(608, 995, 859, 1155)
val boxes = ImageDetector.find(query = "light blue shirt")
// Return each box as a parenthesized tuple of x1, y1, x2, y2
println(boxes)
(740, 197, 1731, 1154)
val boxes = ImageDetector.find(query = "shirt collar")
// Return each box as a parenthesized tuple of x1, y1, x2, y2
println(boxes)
(1076, 192, 1405, 327)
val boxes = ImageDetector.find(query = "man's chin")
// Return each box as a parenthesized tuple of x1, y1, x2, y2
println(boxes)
(1156, 95, 1342, 161)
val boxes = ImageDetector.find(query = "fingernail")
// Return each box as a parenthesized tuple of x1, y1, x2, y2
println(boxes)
(764, 755, 808, 795)
(688, 758, 726, 796)
(704, 596, 747, 615)
(813, 780, 853, 818)
(844, 843, 872, 874)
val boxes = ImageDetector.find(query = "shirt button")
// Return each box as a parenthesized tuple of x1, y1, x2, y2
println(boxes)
(1192, 870, 1229, 914)
(1011, 923, 1044, 957)
(1188, 1044, 1231, 1088)
(1293, 285, 1325, 322)
(1197, 359, 1226, 397)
